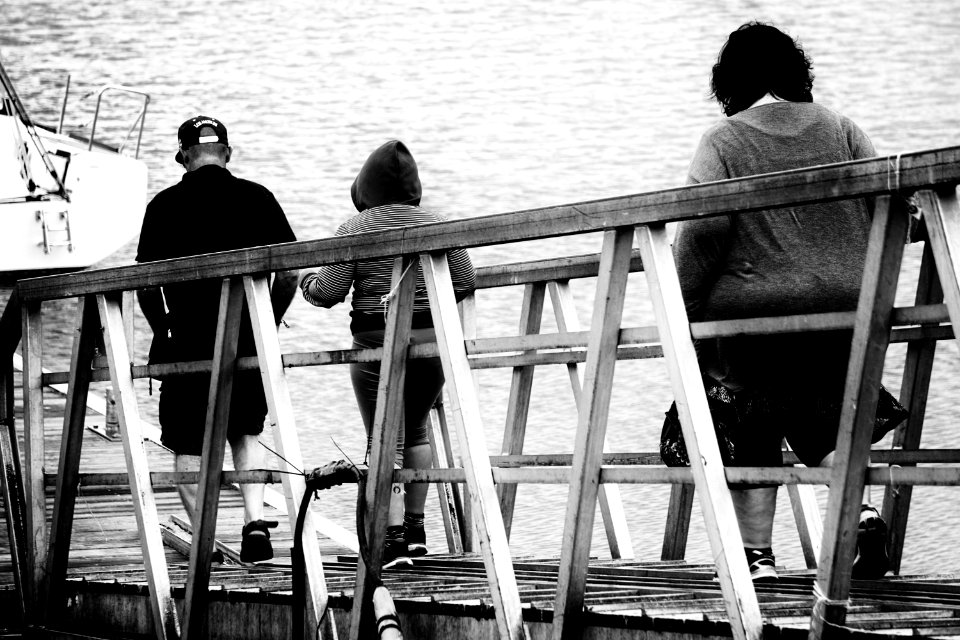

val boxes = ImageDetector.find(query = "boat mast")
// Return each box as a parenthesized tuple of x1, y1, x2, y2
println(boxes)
(0, 57, 69, 201)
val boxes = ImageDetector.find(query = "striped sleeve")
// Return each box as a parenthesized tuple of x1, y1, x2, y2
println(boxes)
(300, 222, 356, 308)
(447, 248, 476, 301)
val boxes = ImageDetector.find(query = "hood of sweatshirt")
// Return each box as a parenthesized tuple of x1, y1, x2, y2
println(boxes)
(351, 140, 422, 211)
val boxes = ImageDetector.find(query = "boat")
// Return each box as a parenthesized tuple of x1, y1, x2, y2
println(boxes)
(0, 57, 149, 281)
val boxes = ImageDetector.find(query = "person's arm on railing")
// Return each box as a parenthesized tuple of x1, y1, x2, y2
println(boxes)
(448, 248, 476, 303)
(299, 260, 355, 309)
(270, 269, 299, 326)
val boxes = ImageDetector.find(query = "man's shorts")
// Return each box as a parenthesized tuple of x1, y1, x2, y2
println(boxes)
(158, 371, 268, 456)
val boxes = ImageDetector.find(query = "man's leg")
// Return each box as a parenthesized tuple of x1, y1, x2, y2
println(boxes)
(228, 434, 265, 525)
(175, 453, 201, 529)
(230, 434, 276, 562)
(731, 485, 779, 580)
(731, 486, 777, 548)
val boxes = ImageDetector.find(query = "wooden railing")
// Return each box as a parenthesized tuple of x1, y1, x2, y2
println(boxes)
(2, 145, 960, 640)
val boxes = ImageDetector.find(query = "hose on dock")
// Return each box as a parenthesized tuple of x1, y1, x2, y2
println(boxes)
(293, 460, 403, 640)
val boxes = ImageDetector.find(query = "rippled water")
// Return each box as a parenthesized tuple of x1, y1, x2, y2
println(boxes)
(3, 0, 959, 573)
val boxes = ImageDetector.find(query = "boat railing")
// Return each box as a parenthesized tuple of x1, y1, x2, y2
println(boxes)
(2, 145, 960, 640)
(86, 85, 150, 159)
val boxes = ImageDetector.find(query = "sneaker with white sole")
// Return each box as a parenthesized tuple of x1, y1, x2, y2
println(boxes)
(381, 538, 413, 570)
(852, 505, 889, 580)
(405, 523, 428, 557)
(745, 547, 779, 582)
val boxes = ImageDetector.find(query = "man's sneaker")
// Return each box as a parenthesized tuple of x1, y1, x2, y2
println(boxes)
(240, 519, 278, 563)
(745, 547, 779, 582)
(405, 523, 428, 557)
(381, 538, 413, 570)
(852, 505, 889, 580)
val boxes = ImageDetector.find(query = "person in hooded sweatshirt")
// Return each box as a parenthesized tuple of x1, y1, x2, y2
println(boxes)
(300, 140, 476, 568)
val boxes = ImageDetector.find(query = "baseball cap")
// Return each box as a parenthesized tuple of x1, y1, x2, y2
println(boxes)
(174, 115, 229, 163)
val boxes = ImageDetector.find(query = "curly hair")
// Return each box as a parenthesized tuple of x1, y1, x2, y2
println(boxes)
(711, 22, 815, 117)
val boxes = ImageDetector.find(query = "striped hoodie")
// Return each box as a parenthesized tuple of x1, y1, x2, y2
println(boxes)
(300, 140, 475, 332)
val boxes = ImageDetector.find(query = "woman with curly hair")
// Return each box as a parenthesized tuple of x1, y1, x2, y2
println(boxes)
(673, 22, 890, 581)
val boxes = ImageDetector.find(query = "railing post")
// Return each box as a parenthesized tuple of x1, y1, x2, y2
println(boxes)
(350, 256, 419, 640)
(547, 279, 634, 560)
(635, 222, 762, 640)
(244, 274, 333, 637)
(423, 250, 528, 640)
(20, 298, 46, 621)
(98, 292, 179, 640)
(45, 296, 98, 616)
(497, 281, 545, 537)
(882, 203, 942, 573)
(181, 278, 244, 640)
(0, 315, 25, 626)
(457, 291, 479, 552)
(552, 228, 634, 640)
(922, 186, 960, 357)
(0, 289, 25, 624)
(428, 403, 464, 554)
(810, 195, 909, 639)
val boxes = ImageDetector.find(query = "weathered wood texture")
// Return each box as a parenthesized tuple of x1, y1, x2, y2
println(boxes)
(636, 224, 761, 640)
(16, 147, 960, 302)
(553, 228, 634, 640)
(8, 552, 960, 640)
(810, 196, 909, 637)
(350, 256, 419, 640)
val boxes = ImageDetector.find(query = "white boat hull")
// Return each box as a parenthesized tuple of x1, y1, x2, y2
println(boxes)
(0, 114, 147, 276)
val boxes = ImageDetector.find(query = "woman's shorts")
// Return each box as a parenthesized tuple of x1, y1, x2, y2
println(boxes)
(350, 328, 445, 456)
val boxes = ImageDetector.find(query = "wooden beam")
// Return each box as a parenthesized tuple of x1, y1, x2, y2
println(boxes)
(21, 299, 46, 620)
(883, 220, 942, 574)
(428, 407, 464, 554)
(33, 461, 960, 488)
(17, 147, 960, 302)
(244, 274, 332, 636)
(552, 228, 633, 640)
(393, 464, 959, 486)
(350, 256, 419, 640)
(635, 223, 762, 640)
(97, 293, 179, 640)
(458, 293, 478, 553)
(810, 195, 910, 639)
(432, 401, 469, 552)
(45, 296, 98, 614)
(660, 484, 694, 561)
(476, 250, 645, 289)
(787, 474, 823, 570)
(0, 288, 24, 619)
(422, 251, 527, 640)
(38, 301, 951, 386)
(0, 352, 26, 625)
(548, 279, 634, 560)
(923, 186, 960, 358)
(497, 282, 545, 537)
(182, 278, 244, 640)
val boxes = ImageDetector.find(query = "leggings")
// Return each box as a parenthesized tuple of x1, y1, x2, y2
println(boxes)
(350, 328, 445, 463)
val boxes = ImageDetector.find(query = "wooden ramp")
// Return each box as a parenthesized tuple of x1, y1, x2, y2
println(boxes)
(6, 552, 960, 639)
(3, 148, 960, 640)
(0, 370, 353, 594)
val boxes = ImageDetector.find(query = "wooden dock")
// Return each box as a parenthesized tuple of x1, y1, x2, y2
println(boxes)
(3, 146, 960, 639)
(4, 387, 960, 640)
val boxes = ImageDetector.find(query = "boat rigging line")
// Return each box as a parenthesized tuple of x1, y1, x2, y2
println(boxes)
(0, 56, 69, 201)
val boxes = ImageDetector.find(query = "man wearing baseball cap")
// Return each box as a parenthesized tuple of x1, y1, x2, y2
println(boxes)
(136, 115, 299, 562)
